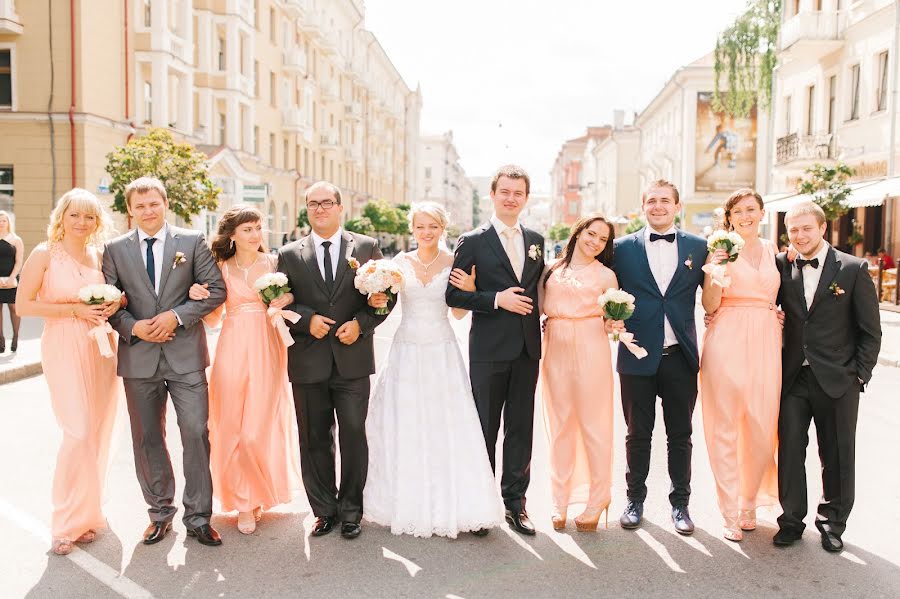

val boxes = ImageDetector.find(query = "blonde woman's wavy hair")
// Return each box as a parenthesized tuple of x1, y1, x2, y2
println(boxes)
(0, 210, 12, 234)
(47, 188, 115, 246)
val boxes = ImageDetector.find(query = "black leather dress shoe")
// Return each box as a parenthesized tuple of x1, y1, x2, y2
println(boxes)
(773, 528, 803, 546)
(142, 521, 172, 545)
(820, 531, 844, 553)
(619, 501, 643, 530)
(311, 516, 336, 537)
(471, 528, 490, 537)
(505, 509, 536, 536)
(186, 524, 222, 546)
(671, 505, 695, 536)
(341, 522, 361, 539)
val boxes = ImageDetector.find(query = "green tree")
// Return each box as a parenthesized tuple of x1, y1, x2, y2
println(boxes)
(394, 203, 411, 235)
(712, 0, 782, 116)
(296, 207, 309, 229)
(625, 216, 646, 234)
(362, 199, 404, 234)
(472, 189, 481, 225)
(798, 162, 854, 222)
(343, 216, 374, 235)
(547, 223, 572, 242)
(105, 128, 220, 223)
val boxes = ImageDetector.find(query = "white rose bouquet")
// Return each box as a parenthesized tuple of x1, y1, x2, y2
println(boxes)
(77, 284, 122, 358)
(354, 259, 404, 315)
(252, 272, 301, 346)
(702, 230, 745, 287)
(253, 272, 291, 305)
(597, 288, 646, 359)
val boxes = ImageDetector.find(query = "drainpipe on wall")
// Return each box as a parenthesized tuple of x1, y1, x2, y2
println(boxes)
(69, 0, 77, 189)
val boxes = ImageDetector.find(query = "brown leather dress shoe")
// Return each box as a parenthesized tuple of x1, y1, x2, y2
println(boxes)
(142, 521, 172, 545)
(186, 524, 222, 546)
(311, 516, 336, 537)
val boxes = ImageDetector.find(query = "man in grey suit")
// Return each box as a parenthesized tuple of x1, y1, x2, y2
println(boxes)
(103, 177, 226, 546)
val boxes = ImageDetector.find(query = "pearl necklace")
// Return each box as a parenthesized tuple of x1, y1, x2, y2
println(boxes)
(414, 249, 441, 271)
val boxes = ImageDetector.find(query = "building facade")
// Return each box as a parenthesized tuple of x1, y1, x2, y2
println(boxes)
(582, 110, 641, 220)
(417, 130, 474, 232)
(549, 126, 611, 226)
(0, 0, 421, 250)
(765, 0, 900, 257)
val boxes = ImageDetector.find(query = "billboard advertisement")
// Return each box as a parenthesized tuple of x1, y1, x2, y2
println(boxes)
(695, 92, 757, 194)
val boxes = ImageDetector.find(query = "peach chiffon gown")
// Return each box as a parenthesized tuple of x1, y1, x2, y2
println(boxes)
(541, 261, 616, 512)
(206, 256, 300, 513)
(700, 239, 781, 525)
(39, 242, 120, 542)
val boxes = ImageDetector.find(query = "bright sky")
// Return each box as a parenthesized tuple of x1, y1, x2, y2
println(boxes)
(365, 0, 750, 193)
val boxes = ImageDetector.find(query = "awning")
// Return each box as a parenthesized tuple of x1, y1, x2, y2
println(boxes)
(763, 178, 900, 212)
(763, 191, 808, 212)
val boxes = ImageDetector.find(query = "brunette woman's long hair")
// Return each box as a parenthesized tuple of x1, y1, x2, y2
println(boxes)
(543, 213, 615, 287)
(210, 204, 266, 262)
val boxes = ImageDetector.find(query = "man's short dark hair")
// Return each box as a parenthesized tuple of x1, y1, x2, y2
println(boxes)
(491, 165, 530, 196)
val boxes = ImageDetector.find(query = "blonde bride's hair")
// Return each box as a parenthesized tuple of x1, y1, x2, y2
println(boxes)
(47, 188, 115, 246)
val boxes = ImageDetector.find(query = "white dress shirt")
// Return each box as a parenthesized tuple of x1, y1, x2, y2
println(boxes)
(138, 222, 169, 293)
(798, 241, 830, 366)
(491, 214, 525, 310)
(644, 225, 679, 347)
(311, 228, 343, 281)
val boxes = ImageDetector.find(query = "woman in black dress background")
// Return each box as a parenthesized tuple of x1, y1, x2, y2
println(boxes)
(0, 210, 23, 352)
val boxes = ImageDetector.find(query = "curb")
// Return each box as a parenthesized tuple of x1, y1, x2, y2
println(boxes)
(0, 360, 43, 386)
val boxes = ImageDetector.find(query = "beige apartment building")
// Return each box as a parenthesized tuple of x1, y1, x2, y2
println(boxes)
(0, 0, 422, 251)
(417, 130, 475, 232)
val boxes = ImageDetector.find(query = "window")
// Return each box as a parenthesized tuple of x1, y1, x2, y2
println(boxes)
(254, 61, 259, 97)
(143, 81, 152, 124)
(424, 167, 431, 179)
(806, 85, 815, 135)
(827, 75, 837, 134)
(270, 71, 276, 107)
(217, 37, 226, 71)
(0, 166, 13, 215)
(270, 133, 276, 165)
(876, 51, 889, 112)
(269, 9, 276, 44)
(849, 64, 860, 120)
(784, 95, 792, 134)
(284, 139, 289, 170)
(253, 125, 259, 155)
(253, 0, 259, 29)
(218, 113, 226, 145)
(0, 50, 10, 109)
(143, 0, 151, 27)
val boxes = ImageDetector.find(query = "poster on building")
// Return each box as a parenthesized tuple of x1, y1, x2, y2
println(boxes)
(695, 92, 757, 194)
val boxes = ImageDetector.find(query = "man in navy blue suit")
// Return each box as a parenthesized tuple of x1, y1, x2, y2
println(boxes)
(612, 180, 708, 535)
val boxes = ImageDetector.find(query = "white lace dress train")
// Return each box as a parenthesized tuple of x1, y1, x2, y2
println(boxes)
(363, 259, 503, 538)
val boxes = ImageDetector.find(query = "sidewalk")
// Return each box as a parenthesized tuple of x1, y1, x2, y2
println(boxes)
(3, 308, 900, 386)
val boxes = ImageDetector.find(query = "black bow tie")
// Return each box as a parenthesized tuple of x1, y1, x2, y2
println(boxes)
(796, 258, 819, 270)
(649, 233, 676, 243)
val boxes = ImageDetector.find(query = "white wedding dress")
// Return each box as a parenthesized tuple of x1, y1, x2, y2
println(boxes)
(363, 255, 504, 538)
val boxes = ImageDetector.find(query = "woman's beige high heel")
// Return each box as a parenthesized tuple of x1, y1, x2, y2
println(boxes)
(575, 503, 609, 532)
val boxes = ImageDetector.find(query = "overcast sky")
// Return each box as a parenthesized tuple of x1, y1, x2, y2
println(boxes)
(365, 0, 750, 192)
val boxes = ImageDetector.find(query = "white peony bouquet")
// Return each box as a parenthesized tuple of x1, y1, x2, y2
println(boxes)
(253, 272, 291, 305)
(597, 288, 646, 359)
(77, 284, 122, 358)
(354, 259, 404, 315)
(703, 229, 746, 287)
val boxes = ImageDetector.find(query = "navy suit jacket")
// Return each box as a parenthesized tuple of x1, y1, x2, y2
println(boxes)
(612, 228, 708, 376)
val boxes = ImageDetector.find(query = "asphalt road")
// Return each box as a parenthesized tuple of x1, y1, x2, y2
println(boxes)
(2, 307, 899, 598)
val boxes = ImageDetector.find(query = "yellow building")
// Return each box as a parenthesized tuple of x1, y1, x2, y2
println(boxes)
(0, 0, 422, 250)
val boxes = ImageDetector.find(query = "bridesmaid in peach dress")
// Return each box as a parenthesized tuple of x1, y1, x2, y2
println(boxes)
(700, 188, 781, 542)
(16, 189, 121, 555)
(190, 205, 300, 534)
(540, 215, 619, 532)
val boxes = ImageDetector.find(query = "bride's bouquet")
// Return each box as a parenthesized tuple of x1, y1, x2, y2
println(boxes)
(354, 259, 404, 315)
(702, 230, 745, 288)
(252, 272, 300, 347)
(597, 288, 646, 359)
(77, 284, 122, 358)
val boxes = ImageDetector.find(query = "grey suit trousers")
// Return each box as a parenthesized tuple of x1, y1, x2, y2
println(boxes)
(123, 353, 213, 528)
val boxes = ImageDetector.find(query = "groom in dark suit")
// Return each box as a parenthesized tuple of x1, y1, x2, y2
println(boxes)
(446, 165, 544, 536)
(277, 181, 389, 540)
(612, 180, 708, 535)
(774, 201, 881, 552)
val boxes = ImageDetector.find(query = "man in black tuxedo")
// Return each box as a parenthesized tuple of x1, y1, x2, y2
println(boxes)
(278, 181, 390, 540)
(446, 165, 545, 536)
(774, 201, 881, 553)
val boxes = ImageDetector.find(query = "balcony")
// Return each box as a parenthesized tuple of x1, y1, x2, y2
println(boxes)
(775, 132, 836, 166)
(0, 0, 23, 35)
(317, 32, 338, 56)
(282, 47, 307, 74)
(779, 11, 845, 58)
(283, 0, 309, 19)
(281, 107, 310, 135)
(345, 102, 362, 121)
(320, 81, 340, 102)
(298, 11, 322, 36)
(344, 145, 363, 164)
(319, 133, 339, 150)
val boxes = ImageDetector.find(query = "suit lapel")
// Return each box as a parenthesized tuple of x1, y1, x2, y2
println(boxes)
(127, 229, 157, 297)
(664, 230, 691, 296)
(808, 247, 840, 316)
(634, 229, 663, 297)
(483, 223, 519, 283)
(790, 258, 808, 316)
(156, 227, 178, 297)
(331, 231, 355, 296)
(520, 228, 539, 284)
(299, 236, 330, 297)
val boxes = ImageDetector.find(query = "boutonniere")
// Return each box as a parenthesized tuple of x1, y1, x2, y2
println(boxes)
(829, 282, 845, 296)
(347, 257, 360, 270)
(528, 244, 541, 261)
(172, 251, 186, 270)
(684, 254, 693, 270)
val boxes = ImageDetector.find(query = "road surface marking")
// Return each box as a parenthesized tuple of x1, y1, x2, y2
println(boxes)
(383, 547, 422, 577)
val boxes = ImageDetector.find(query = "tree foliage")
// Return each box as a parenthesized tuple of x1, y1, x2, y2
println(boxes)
(296, 207, 309, 230)
(547, 223, 572, 242)
(360, 199, 410, 235)
(105, 128, 220, 223)
(712, 0, 781, 117)
(343, 216, 375, 235)
(798, 162, 855, 222)
(625, 216, 646, 235)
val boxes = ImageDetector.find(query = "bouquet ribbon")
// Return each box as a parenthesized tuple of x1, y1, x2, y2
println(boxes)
(267, 307, 301, 347)
(617, 331, 648, 360)
(88, 321, 116, 358)
(702, 262, 731, 288)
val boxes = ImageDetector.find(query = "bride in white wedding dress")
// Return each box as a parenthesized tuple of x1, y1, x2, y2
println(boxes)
(363, 202, 503, 538)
